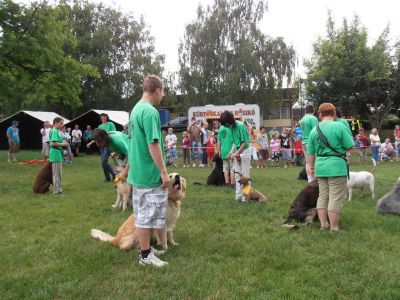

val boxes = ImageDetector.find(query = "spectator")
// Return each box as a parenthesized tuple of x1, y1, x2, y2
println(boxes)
(220, 110, 251, 202)
(87, 113, 116, 182)
(200, 122, 210, 167)
(293, 123, 303, 141)
(71, 125, 82, 157)
(256, 127, 269, 168)
(393, 124, 400, 139)
(181, 131, 191, 168)
(40, 121, 51, 161)
(380, 138, 394, 161)
(187, 117, 202, 167)
(369, 128, 381, 162)
(395, 136, 400, 162)
(357, 128, 369, 164)
(268, 126, 279, 140)
(6, 120, 20, 163)
(165, 127, 178, 167)
(217, 124, 235, 187)
(83, 125, 93, 155)
(49, 118, 69, 194)
(270, 134, 281, 167)
(294, 136, 304, 166)
(206, 132, 216, 167)
(248, 126, 259, 168)
(300, 104, 319, 182)
(308, 102, 354, 232)
(280, 128, 293, 168)
(60, 127, 72, 163)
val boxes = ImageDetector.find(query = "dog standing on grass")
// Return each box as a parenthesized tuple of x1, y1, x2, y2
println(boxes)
(347, 158, 376, 201)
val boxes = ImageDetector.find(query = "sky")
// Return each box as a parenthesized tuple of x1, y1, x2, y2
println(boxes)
(21, 0, 400, 77)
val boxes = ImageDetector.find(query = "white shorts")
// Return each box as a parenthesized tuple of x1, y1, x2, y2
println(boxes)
(132, 186, 168, 229)
(42, 142, 50, 156)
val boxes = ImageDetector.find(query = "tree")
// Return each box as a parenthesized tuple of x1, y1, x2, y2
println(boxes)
(61, 0, 165, 116)
(0, 0, 97, 116)
(305, 13, 400, 129)
(178, 0, 296, 114)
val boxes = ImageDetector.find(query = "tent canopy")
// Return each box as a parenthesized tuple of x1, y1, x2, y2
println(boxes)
(65, 109, 129, 132)
(0, 110, 70, 149)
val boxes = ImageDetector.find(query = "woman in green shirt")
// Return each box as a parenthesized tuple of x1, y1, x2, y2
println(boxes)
(308, 103, 354, 232)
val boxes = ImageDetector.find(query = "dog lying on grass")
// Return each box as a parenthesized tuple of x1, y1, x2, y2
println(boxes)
(237, 176, 267, 203)
(282, 181, 319, 229)
(347, 158, 376, 201)
(33, 162, 53, 194)
(377, 178, 400, 215)
(91, 173, 186, 250)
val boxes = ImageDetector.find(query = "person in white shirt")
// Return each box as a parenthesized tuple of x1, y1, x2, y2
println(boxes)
(40, 121, 51, 161)
(380, 138, 394, 160)
(165, 127, 178, 167)
(71, 124, 82, 157)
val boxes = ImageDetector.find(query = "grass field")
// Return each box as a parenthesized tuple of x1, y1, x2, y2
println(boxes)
(1, 150, 400, 299)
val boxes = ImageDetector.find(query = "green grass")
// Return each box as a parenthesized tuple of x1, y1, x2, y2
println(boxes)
(1, 151, 400, 299)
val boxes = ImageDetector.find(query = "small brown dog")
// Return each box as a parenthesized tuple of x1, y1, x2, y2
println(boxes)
(33, 162, 53, 194)
(238, 176, 268, 203)
(90, 173, 186, 251)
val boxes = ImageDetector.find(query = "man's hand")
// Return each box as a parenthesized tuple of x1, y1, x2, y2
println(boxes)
(160, 172, 170, 189)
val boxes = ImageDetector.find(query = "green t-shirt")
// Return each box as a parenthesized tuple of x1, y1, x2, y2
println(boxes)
(230, 121, 250, 151)
(307, 120, 354, 177)
(336, 118, 352, 136)
(108, 131, 128, 155)
(98, 121, 116, 133)
(300, 114, 318, 145)
(217, 125, 233, 159)
(49, 128, 63, 162)
(127, 100, 165, 187)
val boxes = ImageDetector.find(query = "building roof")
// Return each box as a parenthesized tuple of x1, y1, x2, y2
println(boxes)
(0, 110, 70, 124)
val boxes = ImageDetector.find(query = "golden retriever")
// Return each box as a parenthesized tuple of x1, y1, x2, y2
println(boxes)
(90, 173, 186, 251)
(238, 176, 268, 203)
(112, 166, 131, 211)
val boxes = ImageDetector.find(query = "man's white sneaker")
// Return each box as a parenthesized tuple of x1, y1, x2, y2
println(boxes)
(192, 163, 196, 167)
(139, 252, 168, 267)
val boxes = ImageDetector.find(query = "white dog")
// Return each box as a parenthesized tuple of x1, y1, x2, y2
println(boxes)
(347, 158, 376, 201)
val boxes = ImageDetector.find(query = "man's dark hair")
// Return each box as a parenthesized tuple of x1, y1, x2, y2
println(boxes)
(220, 111, 236, 127)
(92, 128, 109, 145)
(100, 113, 110, 121)
(335, 107, 343, 118)
(53, 117, 63, 124)
(305, 104, 315, 114)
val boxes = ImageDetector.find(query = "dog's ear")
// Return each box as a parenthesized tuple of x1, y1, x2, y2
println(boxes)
(181, 178, 186, 192)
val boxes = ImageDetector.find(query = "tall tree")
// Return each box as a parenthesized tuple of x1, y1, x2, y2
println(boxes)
(305, 13, 400, 129)
(178, 0, 296, 114)
(0, 0, 97, 116)
(61, 0, 165, 116)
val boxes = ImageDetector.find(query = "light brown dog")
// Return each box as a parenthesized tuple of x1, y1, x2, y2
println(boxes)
(90, 173, 186, 251)
(238, 176, 268, 203)
(112, 166, 131, 211)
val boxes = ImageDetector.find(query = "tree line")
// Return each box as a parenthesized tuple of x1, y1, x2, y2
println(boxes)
(1, 0, 399, 128)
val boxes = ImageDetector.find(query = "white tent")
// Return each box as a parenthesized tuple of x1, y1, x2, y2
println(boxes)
(65, 109, 129, 129)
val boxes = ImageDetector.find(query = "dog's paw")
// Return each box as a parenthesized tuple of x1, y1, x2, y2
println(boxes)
(111, 204, 117, 208)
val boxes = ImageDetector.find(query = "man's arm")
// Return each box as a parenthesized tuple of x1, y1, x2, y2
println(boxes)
(229, 142, 247, 159)
(148, 142, 169, 188)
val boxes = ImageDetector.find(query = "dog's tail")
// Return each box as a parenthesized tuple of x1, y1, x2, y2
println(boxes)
(193, 182, 203, 185)
(281, 223, 299, 230)
(90, 229, 115, 244)
(371, 158, 377, 173)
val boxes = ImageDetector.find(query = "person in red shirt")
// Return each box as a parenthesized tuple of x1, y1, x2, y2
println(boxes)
(294, 136, 304, 166)
(357, 128, 369, 164)
(206, 133, 216, 167)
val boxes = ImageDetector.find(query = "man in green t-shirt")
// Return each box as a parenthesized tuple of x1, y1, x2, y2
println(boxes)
(300, 104, 319, 182)
(220, 111, 251, 202)
(49, 117, 69, 194)
(128, 75, 169, 267)
(217, 125, 234, 186)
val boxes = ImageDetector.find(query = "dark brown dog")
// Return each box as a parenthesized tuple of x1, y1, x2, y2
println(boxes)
(282, 181, 319, 229)
(238, 176, 268, 203)
(33, 162, 53, 194)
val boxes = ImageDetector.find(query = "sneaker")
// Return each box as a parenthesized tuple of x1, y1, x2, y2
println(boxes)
(193, 163, 196, 167)
(284, 165, 288, 168)
(139, 252, 168, 267)
(199, 164, 204, 167)
(256, 166, 260, 169)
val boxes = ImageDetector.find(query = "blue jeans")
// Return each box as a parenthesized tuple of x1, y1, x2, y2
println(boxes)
(100, 146, 115, 181)
(191, 141, 201, 160)
(295, 153, 302, 166)
(371, 145, 380, 162)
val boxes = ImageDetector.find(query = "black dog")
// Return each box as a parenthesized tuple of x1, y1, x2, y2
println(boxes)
(282, 181, 319, 229)
(33, 162, 53, 194)
(207, 154, 225, 186)
(298, 167, 307, 180)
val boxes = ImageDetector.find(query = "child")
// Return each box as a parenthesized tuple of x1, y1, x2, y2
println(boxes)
(165, 128, 178, 167)
(270, 134, 281, 167)
(279, 127, 292, 168)
(181, 131, 191, 167)
(206, 132, 216, 167)
(49, 118, 68, 194)
(218, 124, 235, 188)
(380, 138, 394, 161)
(394, 136, 400, 162)
(248, 126, 259, 168)
(256, 127, 269, 168)
(294, 136, 304, 166)
(60, 126, 72, 163)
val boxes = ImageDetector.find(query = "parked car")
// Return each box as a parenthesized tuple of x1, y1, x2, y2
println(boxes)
(161, 117, 188, 132)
